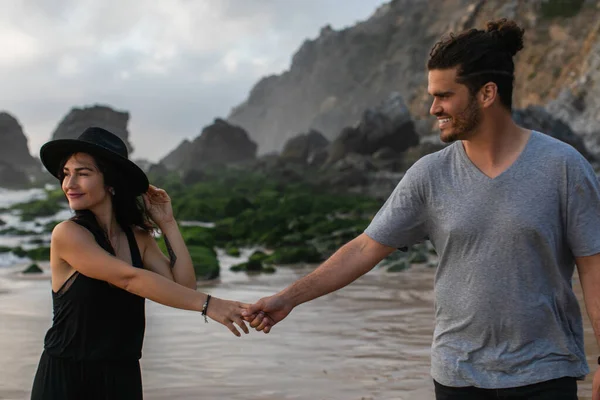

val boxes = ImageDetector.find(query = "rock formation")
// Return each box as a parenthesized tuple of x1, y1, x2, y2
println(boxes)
(547, 24, 600, 157)
(326, 92, 419, 164)
(0, 112, 37, 169)
(227, 0, 600, 158)
(50, 105, 134, 153)
(179, 119, 257, 171)
(513, 105, 592, 159)
(280, 130, 329, 164)
(0, 160, 31, 188)
(160, 139, 193, 170)
(0, 112, 38, 187)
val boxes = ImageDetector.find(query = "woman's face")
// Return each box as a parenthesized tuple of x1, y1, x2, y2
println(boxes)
(61, 153, 111, 211)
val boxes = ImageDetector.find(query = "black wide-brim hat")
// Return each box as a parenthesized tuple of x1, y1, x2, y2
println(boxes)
(40, 126, 149, 195)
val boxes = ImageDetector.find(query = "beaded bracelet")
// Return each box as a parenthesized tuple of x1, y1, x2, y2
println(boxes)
(201, 294, 211, 323)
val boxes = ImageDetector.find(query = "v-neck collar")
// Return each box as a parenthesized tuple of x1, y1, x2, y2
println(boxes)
(456, 130, 536, 183)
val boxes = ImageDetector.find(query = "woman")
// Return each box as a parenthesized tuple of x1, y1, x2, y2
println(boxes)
(31, 127, 250, 399)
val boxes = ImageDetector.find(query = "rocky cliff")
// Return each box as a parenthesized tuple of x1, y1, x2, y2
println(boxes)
(0, 112, 38, 188)
(547, 17, 600, 156)
(227, 0, 600, 156)
(50, 105, 134, 153)
(176, 119, 257, 171)
(0, 112, 37, 169)
(160, 139, 192, 170)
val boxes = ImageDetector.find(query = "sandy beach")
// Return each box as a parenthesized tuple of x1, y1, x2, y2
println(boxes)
(0, 254, 596, 400)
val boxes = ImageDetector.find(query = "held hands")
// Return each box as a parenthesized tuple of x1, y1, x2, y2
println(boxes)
(241, 294, 293, 334)
(202, 295, 285, 336)
(206, 297, 251, 337)
(143, 185, 175, 227)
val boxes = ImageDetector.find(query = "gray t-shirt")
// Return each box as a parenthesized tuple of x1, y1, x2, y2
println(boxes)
(364, 131, 600, 388)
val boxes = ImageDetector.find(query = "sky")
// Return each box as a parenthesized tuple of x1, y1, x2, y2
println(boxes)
(1, 0, 388, 162)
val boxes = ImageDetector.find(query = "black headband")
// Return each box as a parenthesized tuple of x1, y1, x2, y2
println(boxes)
(460, 70, 514, 78)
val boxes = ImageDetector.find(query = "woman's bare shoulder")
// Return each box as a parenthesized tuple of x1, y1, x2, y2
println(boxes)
(49, 221, 94, 278)
(51, 220, 94, 245)
(52, 220, 81, 235)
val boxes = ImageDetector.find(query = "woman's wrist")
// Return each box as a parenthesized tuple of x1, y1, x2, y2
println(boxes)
(201, 294, 212, 323)
(193, 292, 210, 312)
(156, 218, 177, 231)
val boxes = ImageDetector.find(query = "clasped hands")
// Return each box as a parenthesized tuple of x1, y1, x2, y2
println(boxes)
(211, 294, 289, 336)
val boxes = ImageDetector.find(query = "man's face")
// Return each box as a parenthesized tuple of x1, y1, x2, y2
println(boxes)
(427, 68, 482, 143)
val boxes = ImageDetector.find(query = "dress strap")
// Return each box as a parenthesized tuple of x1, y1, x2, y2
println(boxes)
(71, 218, 113, 254)
(124, 227, 144, 269)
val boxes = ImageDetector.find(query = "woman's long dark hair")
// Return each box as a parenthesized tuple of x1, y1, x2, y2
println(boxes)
(58, 152, 152, 254)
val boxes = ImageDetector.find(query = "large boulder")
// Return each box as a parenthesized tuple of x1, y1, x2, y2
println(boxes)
(280, 129, 329, 164)
(160, 139, 193, 171)
(181, 119, 257, 171)
(0, 160, 30, 188)
(0, 112, 37, 169)
(50, 105, 134, 153)
(512, 105, 592, 160)
(547, 73, 600, 160)
(331, 152, 377, 173)
(146, 162, 170, 180)
(0, 112, 37, 188)
(326, 93, 419, 164)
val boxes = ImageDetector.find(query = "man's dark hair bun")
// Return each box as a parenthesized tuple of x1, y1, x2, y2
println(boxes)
(486, 18, 525, 56)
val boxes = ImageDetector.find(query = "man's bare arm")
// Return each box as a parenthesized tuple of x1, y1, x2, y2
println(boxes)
(577, 253, 600, 347)
(281, 233, 396, 307)
(242, 233, 396, 330)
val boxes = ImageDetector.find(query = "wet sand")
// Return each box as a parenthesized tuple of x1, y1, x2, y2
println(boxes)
(0, 255, 595, 400)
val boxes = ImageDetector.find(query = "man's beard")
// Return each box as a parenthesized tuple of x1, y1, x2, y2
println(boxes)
(440, 95, 482, 143)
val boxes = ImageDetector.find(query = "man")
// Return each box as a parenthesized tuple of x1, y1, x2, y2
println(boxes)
(243, 18, 600, 400)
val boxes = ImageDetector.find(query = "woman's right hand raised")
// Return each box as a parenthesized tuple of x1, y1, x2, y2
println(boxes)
(143, 185, 175, 227)
(205, 297, 250, 337)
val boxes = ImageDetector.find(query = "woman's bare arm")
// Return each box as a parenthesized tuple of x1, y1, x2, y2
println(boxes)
(52, 221, 248, 336)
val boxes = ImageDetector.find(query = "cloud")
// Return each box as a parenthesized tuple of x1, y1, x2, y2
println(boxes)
(1, 0, 387, 161)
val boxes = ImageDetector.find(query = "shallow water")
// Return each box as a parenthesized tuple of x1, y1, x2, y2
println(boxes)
(0, 187, 72, 266)
(0, 251, 596, 400)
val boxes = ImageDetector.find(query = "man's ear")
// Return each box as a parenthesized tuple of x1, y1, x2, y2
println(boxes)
(479, 82, 498, 109)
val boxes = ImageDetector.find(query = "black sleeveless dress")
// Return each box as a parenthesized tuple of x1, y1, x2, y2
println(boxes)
(31, 221, 146, 400)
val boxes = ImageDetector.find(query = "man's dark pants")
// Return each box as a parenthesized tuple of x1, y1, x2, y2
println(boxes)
(434, 377, 578, 400)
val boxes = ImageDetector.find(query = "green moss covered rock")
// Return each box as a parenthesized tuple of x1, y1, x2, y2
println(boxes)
(267, 245, 322, 264)
(408, 250, 428, 264)
(26, 246, 51, 261)
(12, 198, 63, 221)
(179, 226, 216, 248)
(225, 246, 240, 256)
(188, 245, 220, 280)
(230, 260, 276, 274)
(142, 167, 383, 267)
(23, 263, 43, 274)
(387, 259, 410, 272)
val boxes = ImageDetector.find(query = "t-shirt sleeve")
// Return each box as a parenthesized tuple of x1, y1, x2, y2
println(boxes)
(364, 161, 428, 249)
(566, 155, 600, 257)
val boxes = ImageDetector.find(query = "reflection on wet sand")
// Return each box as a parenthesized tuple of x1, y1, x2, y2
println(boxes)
(0, 258, 595, 400)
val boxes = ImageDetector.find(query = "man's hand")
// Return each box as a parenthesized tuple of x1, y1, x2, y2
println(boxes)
(242, 294, 293, 333)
